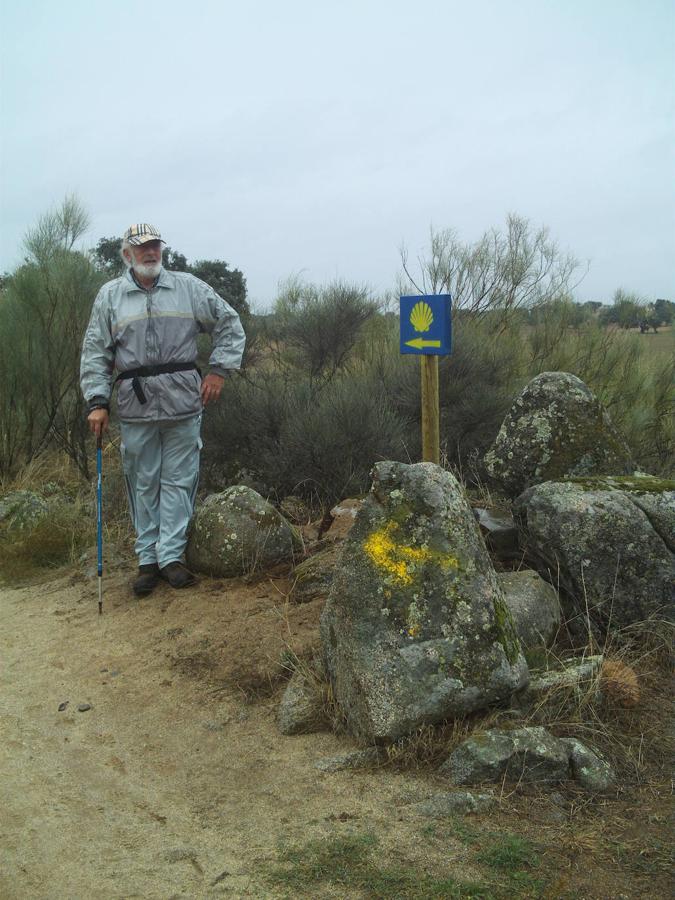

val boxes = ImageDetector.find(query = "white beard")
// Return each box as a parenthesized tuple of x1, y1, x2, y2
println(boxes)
(133, 260, 162, 279)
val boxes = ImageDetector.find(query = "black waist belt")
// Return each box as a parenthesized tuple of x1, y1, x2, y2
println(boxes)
(115, 362, 201, 405)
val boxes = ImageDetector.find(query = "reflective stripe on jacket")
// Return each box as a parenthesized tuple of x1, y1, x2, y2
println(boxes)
(80, 267, 246, 422)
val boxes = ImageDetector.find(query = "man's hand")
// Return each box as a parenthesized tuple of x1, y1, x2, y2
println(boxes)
(201, 373, 225, 406)
(87, 408, 109, 438)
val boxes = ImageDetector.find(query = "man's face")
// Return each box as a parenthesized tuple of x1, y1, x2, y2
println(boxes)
(130, 240, 162, 267)
(126, 240, 163, 279)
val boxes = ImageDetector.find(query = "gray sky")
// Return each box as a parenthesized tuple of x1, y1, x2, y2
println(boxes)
(1, 0, 673, 309)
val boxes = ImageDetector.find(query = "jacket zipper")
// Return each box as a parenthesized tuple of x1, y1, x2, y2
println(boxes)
(145, 287, 157, 360)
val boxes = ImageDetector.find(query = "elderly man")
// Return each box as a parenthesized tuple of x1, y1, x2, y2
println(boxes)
(80, 223, 246, 597)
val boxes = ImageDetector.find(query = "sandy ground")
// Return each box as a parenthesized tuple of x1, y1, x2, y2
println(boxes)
(1, 561, 672, 899)
(0, 565, 442, 900)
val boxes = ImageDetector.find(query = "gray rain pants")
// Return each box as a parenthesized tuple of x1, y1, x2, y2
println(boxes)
(120, 414, 202, 568)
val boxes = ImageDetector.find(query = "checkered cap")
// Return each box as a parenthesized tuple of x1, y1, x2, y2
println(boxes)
(123, 223, 165, 246)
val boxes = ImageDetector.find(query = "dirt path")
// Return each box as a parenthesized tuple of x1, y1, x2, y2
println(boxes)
(0, 568, 432, 899)
(2, 566, 671, 899)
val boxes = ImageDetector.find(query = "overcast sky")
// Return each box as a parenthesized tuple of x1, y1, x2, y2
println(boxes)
(1, 0, 673, 308)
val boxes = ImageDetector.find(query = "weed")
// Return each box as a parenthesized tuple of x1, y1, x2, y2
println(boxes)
(447, 820, 481, 847)
(475, 833, 539, 872)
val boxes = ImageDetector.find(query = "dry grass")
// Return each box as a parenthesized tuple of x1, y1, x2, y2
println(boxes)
(0, 450, 82, 496)
(520, 617, 674, 784)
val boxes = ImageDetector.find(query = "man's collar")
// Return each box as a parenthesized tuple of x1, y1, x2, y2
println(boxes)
(122, 267, 172, 292)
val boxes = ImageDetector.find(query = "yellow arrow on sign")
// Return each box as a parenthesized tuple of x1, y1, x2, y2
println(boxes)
(405, 338, 441, 349)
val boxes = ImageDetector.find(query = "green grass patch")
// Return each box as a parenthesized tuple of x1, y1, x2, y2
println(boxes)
(475, 833, 539, 872)
(475, 833, 545, 897)
(420, 823, 547, 899)
(267, 832, 491, 898)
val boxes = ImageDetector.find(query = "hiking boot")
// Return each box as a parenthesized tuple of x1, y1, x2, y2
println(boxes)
(133, 563, 160, 597)
(159, 561, 198, 589)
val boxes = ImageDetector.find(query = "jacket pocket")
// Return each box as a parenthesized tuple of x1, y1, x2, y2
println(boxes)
(117, 379, 145, 420)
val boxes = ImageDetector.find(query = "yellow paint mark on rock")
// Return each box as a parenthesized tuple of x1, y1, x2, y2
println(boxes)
(363, 521, 459, 585)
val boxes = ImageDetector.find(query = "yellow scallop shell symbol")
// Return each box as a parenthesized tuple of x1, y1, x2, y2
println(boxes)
(410, 301, 433, 333)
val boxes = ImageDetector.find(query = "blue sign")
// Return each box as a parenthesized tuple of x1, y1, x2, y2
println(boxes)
(400, 294, 452, 355)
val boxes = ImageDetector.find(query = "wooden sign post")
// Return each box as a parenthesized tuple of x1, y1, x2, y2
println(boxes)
(400, 295, 452, 464)
(420, 355, 440, 464)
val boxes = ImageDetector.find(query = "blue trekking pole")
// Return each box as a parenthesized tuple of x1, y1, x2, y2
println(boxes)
(97, 434, 103, 615)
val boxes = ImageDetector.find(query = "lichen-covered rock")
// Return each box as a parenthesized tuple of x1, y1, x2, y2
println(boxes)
(441, 726, 570, 784)
(497, 570, 561, 651)
(484, 372, 633, 498)
(441, 727, 615, 792)
(186, 486, 300, 577)
(0, 490, 48, 534)
(561, 738, 616, 792)
(290, 545, 341, 603)
(521, 656, 604, 701)
(627, 484, 675, 553)
(514, 477, 675, 629)
(320, 461, 528, 743)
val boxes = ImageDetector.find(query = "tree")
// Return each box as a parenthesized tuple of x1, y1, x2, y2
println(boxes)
(529, 297, 592, 329)
(598, 305, 618, 327)
(271, 278, 378, 381)
(189, 259, 249, 318)
(162, 246, 189, 272)
(92, 236, 125, 276)
(612, 289, 644, 330)
(581, 300, 603, 314)
(399, 214, 584, 327)
(653, 298, 674, 326)
(0, 198, 106, 477)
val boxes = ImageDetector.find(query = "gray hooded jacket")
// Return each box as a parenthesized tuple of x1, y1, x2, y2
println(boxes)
(80, 267, 245, 422)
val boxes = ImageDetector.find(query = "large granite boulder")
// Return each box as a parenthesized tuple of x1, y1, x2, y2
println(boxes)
(320, 461, 529, 743)
(186, 486, 300, 577)
(484, 372, 633, 498)
(514, 476, 675, 630)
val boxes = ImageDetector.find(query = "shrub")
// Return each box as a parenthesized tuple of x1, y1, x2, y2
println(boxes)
(202, 369, 409, 506)
(271, 278, 378, 380)
(0, 197, 106, 479)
